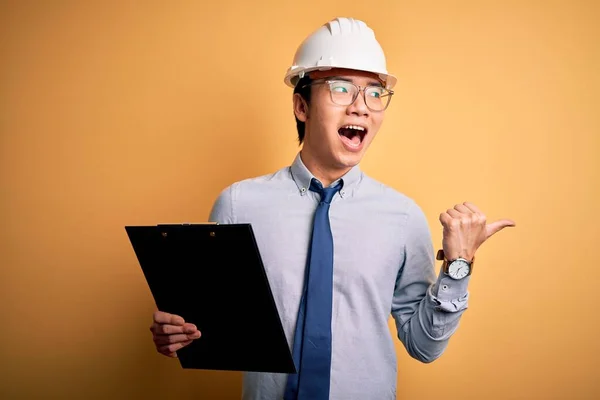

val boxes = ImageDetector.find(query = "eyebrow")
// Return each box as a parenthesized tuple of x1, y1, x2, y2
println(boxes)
(329, 76, 383, 87)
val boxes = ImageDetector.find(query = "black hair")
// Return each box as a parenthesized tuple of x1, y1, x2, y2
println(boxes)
(293, 76, 313, 144)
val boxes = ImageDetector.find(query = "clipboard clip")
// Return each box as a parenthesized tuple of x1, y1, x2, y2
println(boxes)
(157, 222, 219, 238)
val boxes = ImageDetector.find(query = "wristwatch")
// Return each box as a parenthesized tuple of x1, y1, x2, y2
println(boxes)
(436, 249, 474, 280)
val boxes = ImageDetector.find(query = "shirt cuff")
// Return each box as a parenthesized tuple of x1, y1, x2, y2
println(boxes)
(429, 267, 470, 312)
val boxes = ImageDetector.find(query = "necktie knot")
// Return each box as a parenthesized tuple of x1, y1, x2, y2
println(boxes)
(310, 178, 342, 205)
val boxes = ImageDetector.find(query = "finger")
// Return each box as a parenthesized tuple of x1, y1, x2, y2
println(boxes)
(159, 340, 193, 356)
(154, 331, 201, 345)
(153, 311, 185, 326)
(188, 330, 201, 339)
(486, 219, 516, 238)
(446, 209, 461, 219)
(453, 204, 473, 214)
(439, 212, 453, 226)
(152, 323, 186, 335)
(155, 333, 188, 345)
(462, 202, 482, 214)
(154, 333, 191, 345)
(152, 321, 198, 335)
(182, 323, 199, 334)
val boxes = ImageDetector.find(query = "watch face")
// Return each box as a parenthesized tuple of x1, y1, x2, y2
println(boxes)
(448, 259, 470, 279)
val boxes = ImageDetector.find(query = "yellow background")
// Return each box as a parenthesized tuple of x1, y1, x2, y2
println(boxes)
(1, 1, 598, 399)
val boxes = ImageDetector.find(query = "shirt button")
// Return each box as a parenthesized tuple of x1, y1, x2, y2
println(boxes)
(442, 284, 449, 291)
(301, 187, 306, 193)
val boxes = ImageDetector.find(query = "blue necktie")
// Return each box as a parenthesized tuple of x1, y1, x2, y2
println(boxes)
(284, 178, 342, 400)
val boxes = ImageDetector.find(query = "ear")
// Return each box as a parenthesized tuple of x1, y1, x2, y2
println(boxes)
(293, 93, 309, 122)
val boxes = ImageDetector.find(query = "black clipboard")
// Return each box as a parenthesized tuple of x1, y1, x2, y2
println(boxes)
(125, 223, 296, 374)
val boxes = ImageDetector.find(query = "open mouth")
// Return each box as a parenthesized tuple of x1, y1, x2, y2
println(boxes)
(338, 125, 368, 149)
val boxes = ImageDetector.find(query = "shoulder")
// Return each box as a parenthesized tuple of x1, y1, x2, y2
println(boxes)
(358, 173, 431, 233)
(208, 165, 293, 223)
(359, 173, 422, 214)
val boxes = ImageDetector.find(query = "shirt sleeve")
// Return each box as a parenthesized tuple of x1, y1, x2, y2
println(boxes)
(390, 200, 470, 363)
(208, 184, 236, 224)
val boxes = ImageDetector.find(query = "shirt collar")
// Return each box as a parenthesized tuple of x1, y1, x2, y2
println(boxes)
(290, 152, 362, 198)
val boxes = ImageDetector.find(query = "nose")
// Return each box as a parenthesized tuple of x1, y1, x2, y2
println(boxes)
(346, 88, 370, 117)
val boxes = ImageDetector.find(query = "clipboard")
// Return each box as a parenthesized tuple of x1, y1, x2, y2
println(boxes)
(125, 223, 296, 374)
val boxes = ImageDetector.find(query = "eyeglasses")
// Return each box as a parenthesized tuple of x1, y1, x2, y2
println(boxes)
(301, 79, 394, 112)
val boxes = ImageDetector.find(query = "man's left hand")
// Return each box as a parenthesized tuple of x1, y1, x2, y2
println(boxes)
(439, 202, 515, 262)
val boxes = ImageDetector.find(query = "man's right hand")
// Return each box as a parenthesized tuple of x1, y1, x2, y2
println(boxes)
(150, 311, 201, 358)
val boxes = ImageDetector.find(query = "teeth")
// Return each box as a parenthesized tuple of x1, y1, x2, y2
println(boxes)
(342, 125, 365, 131)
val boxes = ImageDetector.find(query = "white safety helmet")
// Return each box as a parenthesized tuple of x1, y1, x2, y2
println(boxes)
(284, 17, 397, 90)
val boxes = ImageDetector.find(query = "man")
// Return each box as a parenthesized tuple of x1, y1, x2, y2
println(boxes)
(149, 17, 514, 399)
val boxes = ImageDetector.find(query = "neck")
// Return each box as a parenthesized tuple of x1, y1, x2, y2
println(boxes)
(299, 148, 351, 187)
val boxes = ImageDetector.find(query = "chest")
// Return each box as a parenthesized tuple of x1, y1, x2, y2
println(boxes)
(245, 197, 408, 306)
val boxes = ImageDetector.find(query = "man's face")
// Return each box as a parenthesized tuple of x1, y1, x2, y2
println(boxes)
(294, 68, 388, 173)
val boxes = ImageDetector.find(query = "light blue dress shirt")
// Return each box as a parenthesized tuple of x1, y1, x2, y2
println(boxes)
(208, 153, 470, 400)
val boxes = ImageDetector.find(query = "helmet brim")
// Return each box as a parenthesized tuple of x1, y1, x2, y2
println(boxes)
(284, 66, 397, 90)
